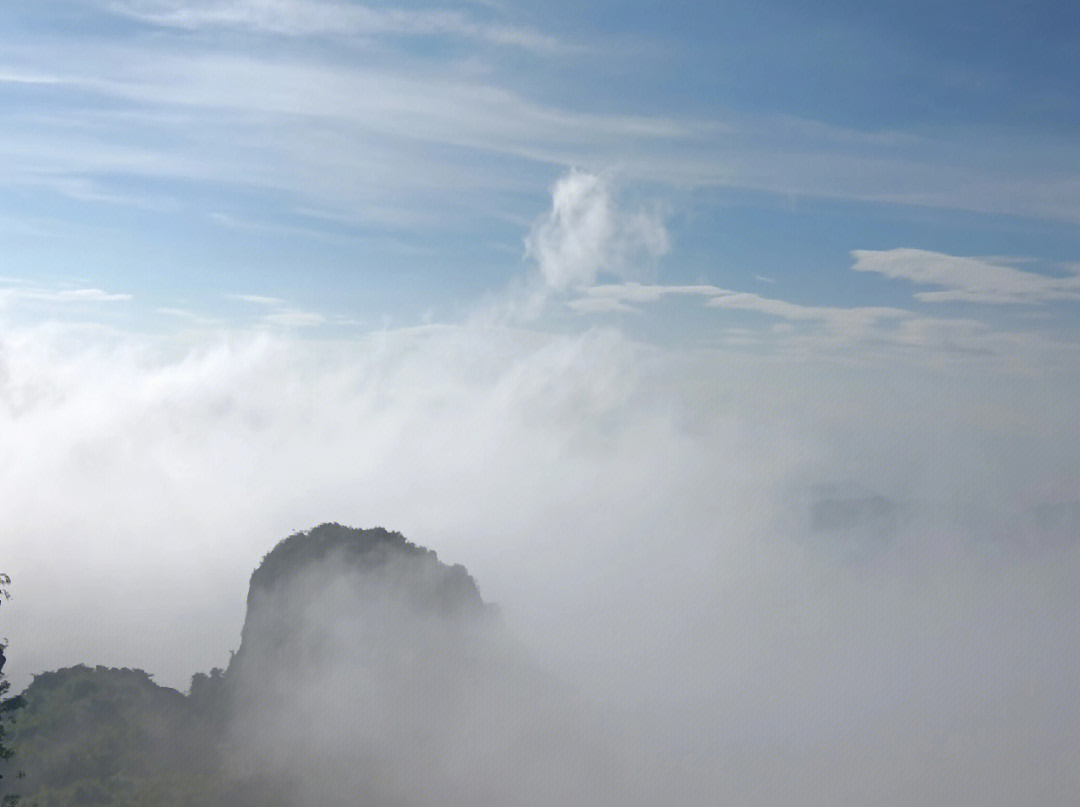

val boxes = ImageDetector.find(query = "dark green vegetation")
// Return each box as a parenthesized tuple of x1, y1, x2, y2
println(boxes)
(246, 523, 485, 619)
(0, 525, 491, 807)
(2, 665, 288, 807)
(2, 572, 23, 806)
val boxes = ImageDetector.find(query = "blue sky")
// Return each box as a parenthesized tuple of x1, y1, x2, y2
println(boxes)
(3, 0, 1080, 354)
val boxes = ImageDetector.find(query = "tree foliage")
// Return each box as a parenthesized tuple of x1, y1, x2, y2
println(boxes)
(1, 572, 23, 806)
(3, 666, 291, 807)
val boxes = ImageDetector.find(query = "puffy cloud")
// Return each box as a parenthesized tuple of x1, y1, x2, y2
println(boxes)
(525, 170, 669, 291)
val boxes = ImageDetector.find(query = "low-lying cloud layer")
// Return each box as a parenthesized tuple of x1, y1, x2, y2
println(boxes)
(226, 539, 710, 807)
(2, 306, 1080, 802)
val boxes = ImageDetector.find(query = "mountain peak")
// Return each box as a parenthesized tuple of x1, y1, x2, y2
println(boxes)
(246, 523, 487, 617)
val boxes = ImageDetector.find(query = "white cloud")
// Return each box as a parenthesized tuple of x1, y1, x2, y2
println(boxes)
(224, 293, 326, 327)
(566, 280, 913, 345)
(105, 0, 564, 52)
(564, 295, 640, 314)
(706, 290, 907, 326)
(55, 288, 133, 302)
(851, 248, 1080, 304)
(3, 318, 1080, 802)
(560, 272, 1061, 365)
(0, 50, 695, 232)
(0, 285, 132, 305)
(227, 293, 285, 306)
(566, 282, 722, 313)
(0, 69, 65, 85)
(520, 178, 1060, 364)
(525, 170, 669, 291)
(704, 289, 1020, 362)
(7, 37, 1080, 229)
(263, 309, 326, 327)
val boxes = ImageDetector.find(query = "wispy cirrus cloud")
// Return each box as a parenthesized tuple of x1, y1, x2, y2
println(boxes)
(263, 309, 326, 327)
(6, 29, 1080, 231)
(851, 248, 1080, 304)
(226, 292, 326, 328)
(226, 293, 285, 306)
(566, 282, 722, 313)
(565, 281, 998, 360)
(0, 47, 697, 230)
(105, 0, 565, 52)
(0, 285, 132, 305)
(53, 288, 133, 302)
(0, 69, 66, 86)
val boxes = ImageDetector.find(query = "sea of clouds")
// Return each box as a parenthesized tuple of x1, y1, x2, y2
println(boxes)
(2, 311, 1079, 803)
(3, 170, 1080, 804)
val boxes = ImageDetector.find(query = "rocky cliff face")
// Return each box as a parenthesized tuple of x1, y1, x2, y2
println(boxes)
(244, 524, 487, 617)
(229, 523, 491, 683)
(222, 524, 567, 806)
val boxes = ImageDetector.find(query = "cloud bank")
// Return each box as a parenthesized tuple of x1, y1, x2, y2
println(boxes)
(2, 310, 1080, 802)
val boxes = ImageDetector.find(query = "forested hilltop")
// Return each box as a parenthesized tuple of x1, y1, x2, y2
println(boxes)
(3, 664, 286, 807)
(0, 524, 503, 807)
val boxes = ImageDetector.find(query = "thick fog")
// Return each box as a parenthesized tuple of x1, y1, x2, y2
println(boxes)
(225, 548, 717, 806)
(3, 309, 1080, 802)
